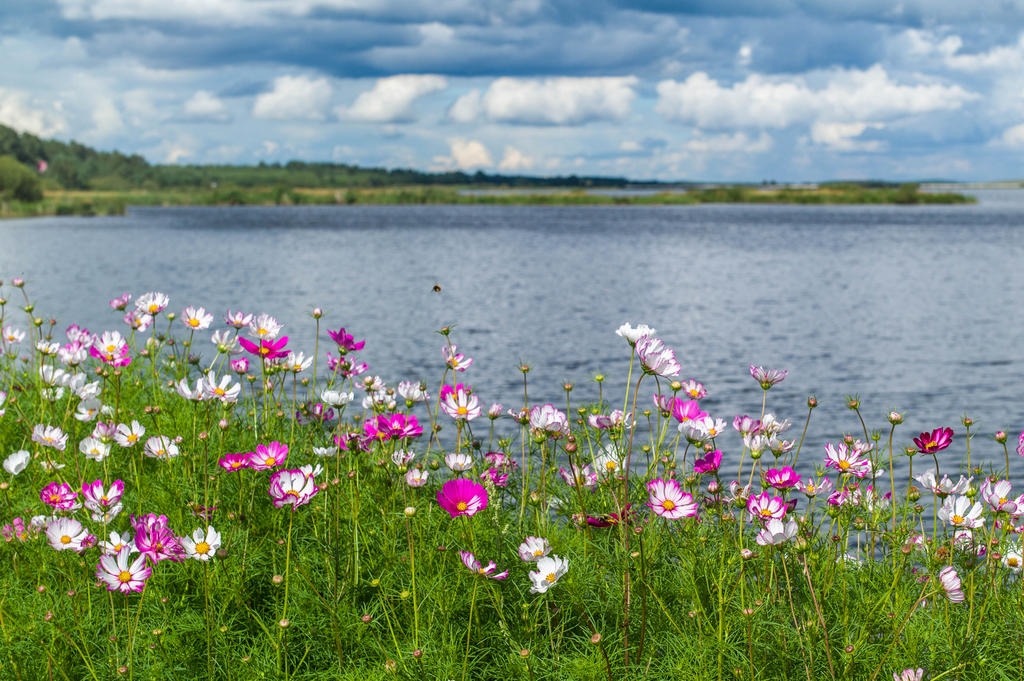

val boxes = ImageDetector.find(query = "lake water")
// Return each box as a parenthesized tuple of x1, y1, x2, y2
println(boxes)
(3, 190, 1024, 488)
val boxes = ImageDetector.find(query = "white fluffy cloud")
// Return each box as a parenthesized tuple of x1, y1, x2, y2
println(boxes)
(183, 90, 230, 121)
(656, 66, 976, 129)
(901, 29, 1024, 72)
(449, 76, 637, 125)
(432, 138, 493, 170)
(685, 131, 773, 154)
(253, 75, 332, 120)
(341, 74, 446, 123)
(0, 89, 67, 137)
(995, 123, 1024, 148)
(498, 145, 534, 171)
(810, 121, 885, 151)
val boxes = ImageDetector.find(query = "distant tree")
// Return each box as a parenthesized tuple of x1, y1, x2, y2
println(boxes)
(0, 155, 44, 202)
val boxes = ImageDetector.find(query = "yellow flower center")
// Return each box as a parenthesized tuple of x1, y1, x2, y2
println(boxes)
(456, 406, 468, 415)
(951, 514, 964, 524)
(49, 494, 61, 503)
(187, 319, 200, 327)
(60, 535, 71, 544)
(127, 434, 138, 443)
(118, 570, 132, 583)
(215, 388, 225, 396)
(265, 457, 276, 466)
(533, 549, 544, 557)
(605, 462, 617, 471)
(545, 573, 556, 583)
(760, 508, 772, 517)
(195, 541, 210, 555)
(838, 461, 850, 470)
(1009, 557, 1020, 567)
(662, 500, 676, 511)
(148, 304, 159, 313)
(456, 501, 468, 511)
(106, 344, 117, 353)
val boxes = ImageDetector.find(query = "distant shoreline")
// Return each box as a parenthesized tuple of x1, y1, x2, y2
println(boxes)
(0, 183, 977, 218)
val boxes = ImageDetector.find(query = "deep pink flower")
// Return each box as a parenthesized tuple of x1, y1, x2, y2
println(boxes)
(764, 466, 801, 490)
(238, 335, 289, 360)
(647, 478, 698, 519)
(747, 491, 787, 521)
(134, 522, 185, 563)
(481, 468, 509, 486)
(218, 452, 251, 472)
(231, 357, 249, 374)
(693, 449, 722, 474)
(326, 327, 364, 353)
(363, 414, 423, 444)
(459, 551, 508, 579)
(436, 478, 488, 518)
(108, 293, 132, 311)
(586, 504, 635, 528)
(672, 399, 707, 424)
(41, 482, 78, 510)
(248, 441, 289, 470)
(914, 427, 954, 454)
(82, 479, 124, 513)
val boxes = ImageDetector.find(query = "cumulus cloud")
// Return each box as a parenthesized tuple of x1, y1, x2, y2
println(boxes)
(341, 74, 447, 123)
(0, 89, 67, 137)
(253, 75, 332, 120)
(183, 90, 230, 121)
(498, 145, 533, 171)
(995, 123, 1024, 148)
(449, 76, 638, 125)
(655, 65, 977, 129)
(901, 29, 1024, 72)
(810, 121, 885, 151)
(432, 138, 493, 170)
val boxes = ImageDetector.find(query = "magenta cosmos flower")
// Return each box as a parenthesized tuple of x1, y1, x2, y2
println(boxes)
(238, 335, 289, 360)
(363, 413, 424, 443)
(219, 452, 251, 472)
(671, 399, 707, 424)
(750, 365, 787, 390)
(248, 441, 289, 470)
(635, 336, 681, 377)
(747, 491, 787, 521)
(647, 478, 698, 519)
(96, 547, 151, 593)
(443, 344, 473, 372)
(824, 442, 872, 477)
(764, 466, 801, 490)
(41, 482, 79, 510)
(436, 478, 488, 518)
(693, 449, 722, 475)
(268, 468, 319, 509)
(326, 327, 364, 353)
(914, 427, 953, 454)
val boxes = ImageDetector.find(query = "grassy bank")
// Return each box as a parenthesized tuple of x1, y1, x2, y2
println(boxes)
(0, 183, 975, 218)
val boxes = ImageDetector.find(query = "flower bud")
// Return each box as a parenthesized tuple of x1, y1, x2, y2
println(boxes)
(312, 307, 323, 319)
(404, 506, 416, 517)
(996, 430, 1008, 444)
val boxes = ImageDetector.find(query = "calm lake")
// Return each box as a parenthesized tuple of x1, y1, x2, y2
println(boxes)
(3, 190, 1023, 486)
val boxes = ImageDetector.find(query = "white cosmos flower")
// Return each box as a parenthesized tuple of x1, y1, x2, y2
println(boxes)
(74, 399, 102, 422)
(79, 437, 111, 462)
(114, 421, 145, 448)
(615, 323, 655, 346)
(3, 449, 30, 475)
(321, 389, 354, 407)
(180, 526, 222, 561)
(529, 555, 569, 594)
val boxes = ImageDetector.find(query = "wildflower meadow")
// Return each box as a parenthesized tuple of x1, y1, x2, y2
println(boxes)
(1, 279, 1022, 681)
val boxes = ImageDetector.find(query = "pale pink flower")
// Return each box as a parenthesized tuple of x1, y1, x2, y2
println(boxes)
(96, 547, 150, 593)
(635, 336, 680, 377)
(181, 306, 213, 331)
(518, 536, 551, 562)
(443, 344, 473, 372)
(647, 478, 698, 519)
(529, 404, 569, 437)
(747, 491, 786, 521)
(439, 384, 480, 421)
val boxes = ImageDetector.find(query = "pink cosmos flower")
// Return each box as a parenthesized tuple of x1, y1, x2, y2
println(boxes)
(764, 467, 801, 490)
(459, 550, 508, 579)
(231, 357, 249, 374)
(406, 469, 429, 487)
(326, 327, 365, 353)
(559, 464, 597, 489)
(133, 522, 185, 563)
(123, 310, 153, 332)
(732, 415, 761, 437)
(268, 468, 319, 509)
(980, 479, 1022, 515)
(487, 403, 503, 419)
(747, 491, 787, 522)
(680, 379, 707, 400)
(219, 452, 251, 472)
(238, 335, 289, 360)
(755, 518, 798, 546)
(109, 293, 132, 310)
(135, 292, 169, 316)
(671, 399, 707, 425)
(518, 536, 551, 562)
(363, 414, 424, 443)
(1017, 430, 1024, 457)
(33, 424, 68, 451)
(41, 482, 79, 510)
(693, 449, 722, 474)
(824, 442, 872, 477)
(436, 478, 488, 518)
(799, 477, 833, 498)
(647, 478, 698, 519)
(938, 565, 965, 603)
(635, 336, 680, 377)
(224, 310, 253, 328)
(484, 451, 517, 469)
(914, 427, 954, 454)
(82, 479, 124, 520)
(750, 365, 787, 390)
(480, 468, 509, 486)
(96, 547, 151, 593)
(586, 504, 635, 528)
(443, 344, 473, 372)
(893, 669, 924, 681)
(440, 383, 480, 421)
(248, 441, 289, 471)
(529, 404, 569, 437)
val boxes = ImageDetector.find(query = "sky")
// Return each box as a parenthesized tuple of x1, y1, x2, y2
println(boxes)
(2, 0, 1024, 181)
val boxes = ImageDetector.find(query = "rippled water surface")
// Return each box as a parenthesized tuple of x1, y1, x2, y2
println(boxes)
(3, 190, 1023, 485)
